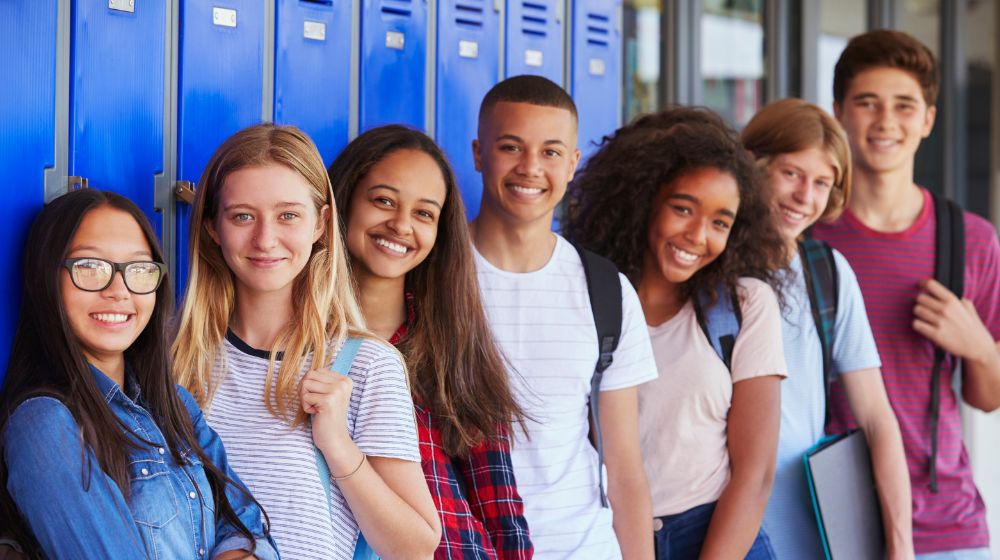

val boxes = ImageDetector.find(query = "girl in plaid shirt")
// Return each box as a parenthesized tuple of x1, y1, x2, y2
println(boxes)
(330, 125, 533, 559)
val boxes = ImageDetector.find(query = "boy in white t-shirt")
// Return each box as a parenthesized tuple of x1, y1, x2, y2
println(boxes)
(468, 75, 658, 560)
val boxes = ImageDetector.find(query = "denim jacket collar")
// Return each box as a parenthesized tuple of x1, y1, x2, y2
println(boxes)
(88, 363, 142, 405)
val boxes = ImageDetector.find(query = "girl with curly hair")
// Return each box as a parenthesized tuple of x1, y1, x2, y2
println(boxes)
(328, 125, 532, 559)
(564, 106, 788, 559)
(743, 98, 912, 559)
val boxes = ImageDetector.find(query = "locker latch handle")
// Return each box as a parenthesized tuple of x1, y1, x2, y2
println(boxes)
(68, 176, 90, 192)
(175, 181, 196, 205)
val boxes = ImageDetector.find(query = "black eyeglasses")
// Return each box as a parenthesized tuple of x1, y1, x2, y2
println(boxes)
(62, 258, 167, 295)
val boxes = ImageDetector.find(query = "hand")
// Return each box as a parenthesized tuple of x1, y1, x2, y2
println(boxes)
(300, 369, 355, 462)
(913, 278, 995, 363)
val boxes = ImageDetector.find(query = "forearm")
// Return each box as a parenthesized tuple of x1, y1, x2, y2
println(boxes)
(699, 468, 773, 559)
(328, 445, 440, 560)
(961, 341, 1000, 412)
(862, 415, 914, 559)
(608, 471, 654, 560)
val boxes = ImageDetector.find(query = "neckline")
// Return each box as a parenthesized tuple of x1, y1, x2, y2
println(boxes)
(226, 329, 283, 361)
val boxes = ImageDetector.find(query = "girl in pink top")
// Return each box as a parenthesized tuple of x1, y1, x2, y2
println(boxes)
(564, 107, 788, 559)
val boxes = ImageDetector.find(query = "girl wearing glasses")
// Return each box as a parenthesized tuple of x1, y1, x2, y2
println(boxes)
(172, 123, 440, 559)
(0, 189, 276, 559)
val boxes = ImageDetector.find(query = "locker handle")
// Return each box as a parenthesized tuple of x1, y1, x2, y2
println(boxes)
(300, 0, 333, 4)
(175, 181, 196, 205)
(67, 176, 90, 192)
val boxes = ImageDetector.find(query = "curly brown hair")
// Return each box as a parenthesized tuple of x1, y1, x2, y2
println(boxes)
(563, 106, 787, 307)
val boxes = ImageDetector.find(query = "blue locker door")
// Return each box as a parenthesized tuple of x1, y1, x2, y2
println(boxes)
(436, 0, 499, 220)
(571, 0, 621, 160)
(504, 0, 563, 83)
(275, 0, 352, 165)
(70, 1, 166, 232)
(360, 0, 428, 131)
(176, 0, 265, 297)
(0, 3, 58, 375)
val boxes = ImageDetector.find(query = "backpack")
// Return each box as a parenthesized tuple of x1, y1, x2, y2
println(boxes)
(573, 242, 622, 510)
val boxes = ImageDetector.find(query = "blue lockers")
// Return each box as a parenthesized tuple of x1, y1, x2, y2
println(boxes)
(274, 0, 353, 164)
(0, 3, 58, 378)
(504, 0, 564, 83)
(70, 1, 166, 232)
(175, 0, 266, 297)
(570, 0, 621, 160)
(360, 0, 428, 131)
(436, 0, 500, 219)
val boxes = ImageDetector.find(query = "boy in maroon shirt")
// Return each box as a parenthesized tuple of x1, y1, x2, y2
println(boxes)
(813, 29, 1000, 558)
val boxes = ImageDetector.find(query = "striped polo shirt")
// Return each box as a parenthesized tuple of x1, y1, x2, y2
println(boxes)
(813, 187, 1000, 554)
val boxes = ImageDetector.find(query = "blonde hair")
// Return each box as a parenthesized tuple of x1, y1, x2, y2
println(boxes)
(172, 123, 366, 425)
(741, 98, 852, 222)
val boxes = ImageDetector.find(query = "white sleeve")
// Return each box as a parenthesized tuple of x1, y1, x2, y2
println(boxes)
(348, 340, 420, 462)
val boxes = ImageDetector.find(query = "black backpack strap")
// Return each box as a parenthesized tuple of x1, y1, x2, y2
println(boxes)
(929, 193, 965, 493)
(572, 242, 622, 508)
(799, 238, 840, 428)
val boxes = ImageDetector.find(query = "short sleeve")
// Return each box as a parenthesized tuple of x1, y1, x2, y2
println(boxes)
(965, 214, 1000, 340)
(348, 340, 420, 462)
(830, 250, 882, 376)
(598, 273, 659, 391)
(731, 278, 788, 383)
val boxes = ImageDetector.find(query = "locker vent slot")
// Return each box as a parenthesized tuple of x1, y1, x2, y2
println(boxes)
(455, 1, 485, 27)
(521, 1, 548, 37)
(586, 12, 611, 46)
(381, 0, 413, 17)
(301, 0, 334, 5)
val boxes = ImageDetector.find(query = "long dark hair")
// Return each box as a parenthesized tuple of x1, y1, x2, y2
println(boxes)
(0, 190, 262, 556)
(329, 125, 526, 456)
(564, 106, 787, 306)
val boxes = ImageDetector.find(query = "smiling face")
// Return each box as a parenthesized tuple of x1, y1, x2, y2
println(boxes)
(208, 164, 328, 301)
(345, 149, 447, 283)
(834, 66, 936, 180)
(473, 101, 581, 228)
(61, 205, 156, 374)
(643, 167, 740, 288)
(766, 148, 837, 243)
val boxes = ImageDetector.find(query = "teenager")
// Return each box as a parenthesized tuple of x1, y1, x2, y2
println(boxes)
(0, 189, 276, 559)
(742, 98, 914, 558)
(814, 30, 1000, 558)
(564, 107, 787, 559)
(469, 75, 658, 559)
(172, 123, 441, 559)
(329, 125, 532, 559)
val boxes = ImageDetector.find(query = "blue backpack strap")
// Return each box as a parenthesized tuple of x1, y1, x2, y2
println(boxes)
(312, 338, 378, 560)
(572, 242, 622, 509)
(799, 237, 839, 428)
(693, 283, 742, 372)
(929, 193, 965, 493)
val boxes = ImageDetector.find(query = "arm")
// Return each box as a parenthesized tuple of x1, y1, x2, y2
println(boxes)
(302, 369, 441, 559)
(700, 375, 781, 559)
(912, 278, 1000, 411)
(598, 386, 653, 560)
(3, 398, 147, 558)
(175, 387, 279, 560)
(840, 368, 914, 559)
(456, 428, 533, 559)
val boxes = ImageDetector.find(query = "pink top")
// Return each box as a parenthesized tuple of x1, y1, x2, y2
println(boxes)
(813, 187, 1000, 554)
(639, 278, 787, 516)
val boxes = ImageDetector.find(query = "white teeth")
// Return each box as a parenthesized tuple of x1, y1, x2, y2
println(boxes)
(375, 237, 408, 254)
(782, 208, 806, 221)
(671, 245, 699, 264)
(510, 185, 543, 195)
(870, 139, 896, 148)
(92, 313, 129, 324)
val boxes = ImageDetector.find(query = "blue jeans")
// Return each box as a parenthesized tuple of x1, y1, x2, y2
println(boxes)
(915, 549, 992, 560)
(654, 502, 775, 560)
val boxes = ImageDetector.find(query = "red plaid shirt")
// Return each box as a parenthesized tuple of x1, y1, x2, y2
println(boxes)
(390, 295, 533, 560)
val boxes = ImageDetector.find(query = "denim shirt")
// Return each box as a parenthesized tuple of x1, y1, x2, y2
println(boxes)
(3, 365, 279, 559)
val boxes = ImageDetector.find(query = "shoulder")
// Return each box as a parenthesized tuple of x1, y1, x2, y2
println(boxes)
(962, 209, 998, 241)
(4, 397, 80, 454)
(341, 337, 406, 382)
(962, 211, 1000, 261)
(173, 385, 201, 419)
(737, 277, 778, 308)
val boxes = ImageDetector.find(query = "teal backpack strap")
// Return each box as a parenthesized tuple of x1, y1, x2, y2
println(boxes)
(312, 337, 378, 560)
(693, 283, 742, 372)
(799, 238, 839, 428)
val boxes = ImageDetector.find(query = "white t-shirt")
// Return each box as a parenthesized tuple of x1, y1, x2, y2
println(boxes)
(762, 250, 881, 559)
(474, 235, 659, 560)
(205, 333, 419, 560)
(640, 277, 787, 516)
